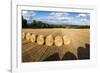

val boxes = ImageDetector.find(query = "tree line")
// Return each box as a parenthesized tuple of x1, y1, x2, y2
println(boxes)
(22, 16, 66, 28)
(22, 16, 90, 29)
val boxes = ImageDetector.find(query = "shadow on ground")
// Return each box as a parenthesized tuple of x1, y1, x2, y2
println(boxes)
(43, 52, 77, 61)
(43, 43, 90, 61)
(77, 43, 90, 59)
(43, 53, 60, 61)
(22, 43, 90, 62)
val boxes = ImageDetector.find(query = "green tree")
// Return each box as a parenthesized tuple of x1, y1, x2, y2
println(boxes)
(22, 16, 28, 28)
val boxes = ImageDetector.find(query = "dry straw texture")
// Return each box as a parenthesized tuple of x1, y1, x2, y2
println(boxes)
(45, 35, 54, 46)
(26, 33, 31, 41)
(54, 36, 63, 47)
(63, 35, 71, 45)
(37, 35, 44, 45)
(30, 34, 36, 44)
(22, 32, 25, 40)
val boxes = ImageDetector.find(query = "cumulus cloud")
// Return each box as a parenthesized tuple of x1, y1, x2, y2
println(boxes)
(22, 10, 36, 21)
(50, 12, 68, 17)
(22, 11, 27, 15)
(22, 10, 90, 25)
(80, 18, 90, 25)
(77, 13, 88, 18)
(36, 12, 88, 25)
(80, 18, 88, 22)
(37, 12, 72, 24)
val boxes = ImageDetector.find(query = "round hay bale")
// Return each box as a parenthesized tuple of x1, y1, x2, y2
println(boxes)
(22, 32, 25, 40)
(30, 34, 36, 43)
(37, 35, 44, 45)
(63, 35, 71, 45)
(54, 36, 63, 47)
(26, 33, 31, 41)
(45, 35, 53, 46)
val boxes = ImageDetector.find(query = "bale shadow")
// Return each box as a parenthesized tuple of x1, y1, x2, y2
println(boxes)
(43, 53, 60, 61)
(62, 52, 77, 60)
(43, 52, 77, 61)
(77, 43, 90, 59)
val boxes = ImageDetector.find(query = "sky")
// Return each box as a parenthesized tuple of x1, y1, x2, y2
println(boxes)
(22, 10, 90, 25)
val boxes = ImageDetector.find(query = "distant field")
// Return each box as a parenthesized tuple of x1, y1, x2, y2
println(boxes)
(22, 28, 90, 62)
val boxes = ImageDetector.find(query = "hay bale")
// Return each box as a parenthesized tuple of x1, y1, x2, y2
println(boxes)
(54, 36, 63, 47)
(37, 35, 44, 45)
(63, 35, 71, 45)
(22, 32, 25, 40)
(26, 33, 31, 41)
(30, 34, 36, 43)
(45, 35, 53, 46)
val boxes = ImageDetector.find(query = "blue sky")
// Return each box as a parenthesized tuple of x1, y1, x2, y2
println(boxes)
(22, 10, 90, 25)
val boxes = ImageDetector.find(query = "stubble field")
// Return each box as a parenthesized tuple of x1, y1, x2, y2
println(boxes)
(22, 28, 90, 62)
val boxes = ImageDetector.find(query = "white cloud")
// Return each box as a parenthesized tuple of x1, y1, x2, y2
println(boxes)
(22, 10, 36, 20)
(58, 17, 73, 20)
(22, 11, 89, 25)
(35, 12, 74, 24)
(22, 11, 27, 15)
(80, 18, 90, 25)
(77, 14, 88, 18)
(80, 18, 87, 22)
(50, 12, 69, 18)
(40, 12, 70, 22)
(22, 11, 72, 24)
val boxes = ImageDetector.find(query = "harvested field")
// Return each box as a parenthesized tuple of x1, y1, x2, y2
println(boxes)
(22, 28, 90, 62)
